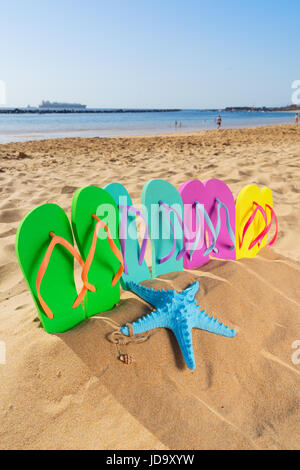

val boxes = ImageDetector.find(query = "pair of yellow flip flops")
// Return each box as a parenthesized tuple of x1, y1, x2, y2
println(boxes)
(236, 185, 278, 259)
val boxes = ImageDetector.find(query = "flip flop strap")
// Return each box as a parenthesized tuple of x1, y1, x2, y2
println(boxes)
(189, 202, 218, 260)
(36, 233, 96, 320)
(265, 204, 278, 247)
(239, 202, 267, 250)
(256, 204, 278, 248)
(119, 205, 149, 275)
(82, 214, 124, 288)
(214, 198, 236, 250)
(158, 201, 186, 264)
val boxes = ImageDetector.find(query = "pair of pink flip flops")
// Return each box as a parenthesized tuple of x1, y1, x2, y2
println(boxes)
(179, 179, 236, 269)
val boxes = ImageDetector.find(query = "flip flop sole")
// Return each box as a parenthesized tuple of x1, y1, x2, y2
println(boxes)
(71, 186, 121, 317)
(15, 204, 86, 333)
(105, 182, 150, 288)
(142, 179, 184, 278)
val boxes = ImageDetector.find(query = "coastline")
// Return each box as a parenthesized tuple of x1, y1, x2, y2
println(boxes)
(0, 121, 299, 148)
(0, 111, 298, 145)
(1, 122, 300, 449)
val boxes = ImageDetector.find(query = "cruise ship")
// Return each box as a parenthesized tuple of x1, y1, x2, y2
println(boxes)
(39, 100, 87, 110)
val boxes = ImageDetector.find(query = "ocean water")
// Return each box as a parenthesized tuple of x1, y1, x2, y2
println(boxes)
(0, 109, 297, 144)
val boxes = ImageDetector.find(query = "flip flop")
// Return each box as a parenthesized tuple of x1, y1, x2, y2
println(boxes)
(71, 186, 124, 317)
(142, 179, 185, 278)
(15, 204, 87, 333)
(179, 179, 213, 268)
(258, 187, 277, 249)
(236, 185, 278, 259)
(104, 182, 150, 288)
(204, 179, 236, 260)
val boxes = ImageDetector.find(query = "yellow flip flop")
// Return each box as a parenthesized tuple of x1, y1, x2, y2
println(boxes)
(259, 187, 273, 249)
(236, 185, 277, 259)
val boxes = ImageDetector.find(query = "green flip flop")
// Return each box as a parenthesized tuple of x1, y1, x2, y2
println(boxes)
(71, 186, 123, 317)
(15, 204, 86, 334)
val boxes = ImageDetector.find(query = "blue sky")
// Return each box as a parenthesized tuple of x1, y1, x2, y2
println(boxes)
(0, 0, 299, 108)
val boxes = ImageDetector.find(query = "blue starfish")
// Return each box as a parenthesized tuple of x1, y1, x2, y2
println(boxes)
(121, 281, 236, 370)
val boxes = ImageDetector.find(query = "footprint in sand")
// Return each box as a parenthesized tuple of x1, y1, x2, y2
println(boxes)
(0, 208, 24, 223)
(256, 176, 270, 186)
(0, 198, 22, 210)
(271, 183, 288, 195)
(0, 228, 17, 238)
(204, 163, 218, 170)
(61, 185, 79, 194)
(238, 169, 255, 177)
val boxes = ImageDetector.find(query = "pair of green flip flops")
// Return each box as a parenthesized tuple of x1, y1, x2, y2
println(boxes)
(15, 186, 123, 334)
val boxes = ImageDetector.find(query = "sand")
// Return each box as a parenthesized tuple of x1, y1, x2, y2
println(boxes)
(0, 124, 299, 450)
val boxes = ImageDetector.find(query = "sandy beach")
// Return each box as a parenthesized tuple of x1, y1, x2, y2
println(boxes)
(0, 124, 300, 450)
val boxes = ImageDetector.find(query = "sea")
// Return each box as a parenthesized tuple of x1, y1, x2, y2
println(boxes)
(0, 109, 297, 144)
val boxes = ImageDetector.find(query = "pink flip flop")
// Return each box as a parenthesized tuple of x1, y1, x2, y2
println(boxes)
(204, 179, 236, 260)
(179, 180, 217, 269)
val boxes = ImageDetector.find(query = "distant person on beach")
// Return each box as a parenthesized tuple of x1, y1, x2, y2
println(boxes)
(295, 113, 299, 124)
(175, 120, 178, 129)
(217, 115, 222, 129)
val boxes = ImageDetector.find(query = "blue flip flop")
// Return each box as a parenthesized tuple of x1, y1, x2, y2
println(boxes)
(142, 179, 185, 278)
(104, 183, 151, 289)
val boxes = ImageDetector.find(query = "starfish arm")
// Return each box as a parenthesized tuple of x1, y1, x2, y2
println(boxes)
(193, 311, 236, 338)
(120, 306, 172, 336)
(129, 281, 174, 308)
(171, 322, 196, 370)
(182, 282, 199, 301)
